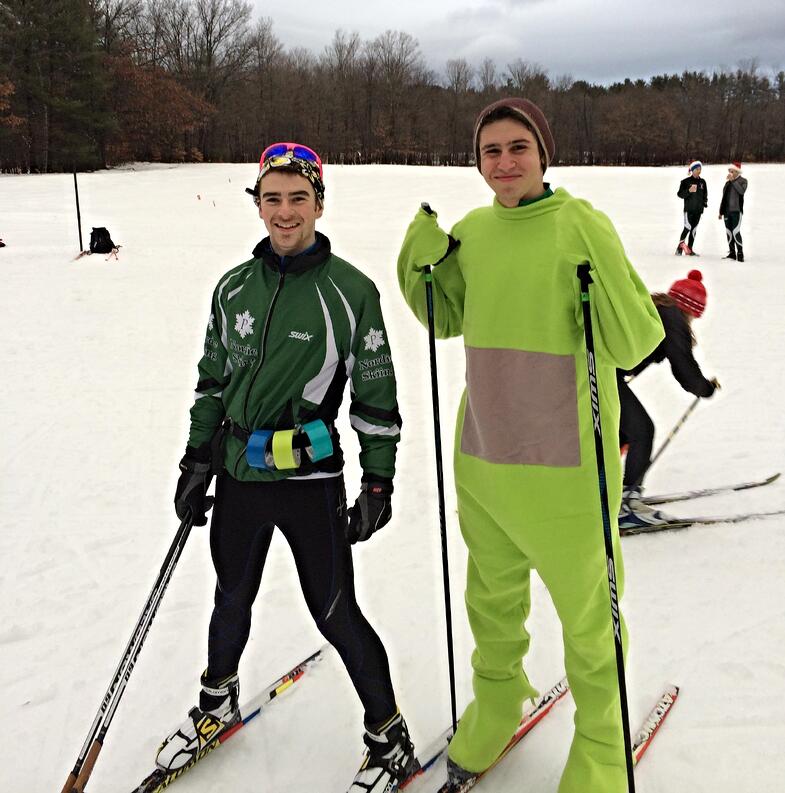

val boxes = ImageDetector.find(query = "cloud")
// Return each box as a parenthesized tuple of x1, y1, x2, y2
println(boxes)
(255, 0, 785, 84)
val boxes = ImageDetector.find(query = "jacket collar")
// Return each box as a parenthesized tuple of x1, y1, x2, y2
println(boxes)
(252, 231, 331, 274)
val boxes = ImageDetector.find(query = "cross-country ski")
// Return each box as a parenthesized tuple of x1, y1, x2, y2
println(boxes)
(642, 473, 780, 505)
(402, 678, 569, 792)
(620, 508, 785, 536)
(416, 683, 678, 792)
(130, 648, 324, 793)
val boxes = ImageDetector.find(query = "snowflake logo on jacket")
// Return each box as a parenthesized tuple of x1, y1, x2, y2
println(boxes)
(363, 327, 386, 352)
(235, 310, 255, 339)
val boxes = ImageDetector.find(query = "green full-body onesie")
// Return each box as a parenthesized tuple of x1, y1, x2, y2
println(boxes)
(398, 188, 664, 792)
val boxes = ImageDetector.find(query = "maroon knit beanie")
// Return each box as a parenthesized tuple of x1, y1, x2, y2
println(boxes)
(473, 97, 556, 171)
(668, 270, 707, 318)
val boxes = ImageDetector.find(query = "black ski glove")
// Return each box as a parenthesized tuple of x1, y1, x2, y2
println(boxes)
(174, 444, 215, 526)
(347, 478, 393, 544)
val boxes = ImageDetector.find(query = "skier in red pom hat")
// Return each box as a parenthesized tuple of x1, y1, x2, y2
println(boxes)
(617, 269, 720, 530)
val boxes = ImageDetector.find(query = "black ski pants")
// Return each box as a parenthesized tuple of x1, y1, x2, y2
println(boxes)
(679, 210, 703, 250)
(206, 473, 396, 726)
(617, 373, 654, 489)
(724, 211, 743, 257)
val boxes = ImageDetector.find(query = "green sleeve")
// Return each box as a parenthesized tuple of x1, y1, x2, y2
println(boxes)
(397, 207, 465, 338)
(348, 286, 401, 480)
(187, 290, 228, 448)
(559, 201, 664, 370)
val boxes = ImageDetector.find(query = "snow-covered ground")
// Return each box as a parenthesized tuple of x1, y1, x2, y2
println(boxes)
(1, 162, 783, 793)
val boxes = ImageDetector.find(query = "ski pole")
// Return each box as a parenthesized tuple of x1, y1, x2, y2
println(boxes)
(60, 513, 195, 793)
(647, 395, 701, 474)
(576, 263, 636, 792)
(73, 172, 83, 253)
(423, 266, 458, 733)
(420, 202, 459, 732)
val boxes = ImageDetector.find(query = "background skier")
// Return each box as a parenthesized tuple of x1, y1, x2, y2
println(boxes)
(676, 160, 708, 255)
(719, 162, 748, 261)
(398, 98, 664, 792)
(618, 269, 719, 530)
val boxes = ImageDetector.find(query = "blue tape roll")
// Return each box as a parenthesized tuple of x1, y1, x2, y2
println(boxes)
(246, 429, 274, 470)
(302, 420, 333, 462)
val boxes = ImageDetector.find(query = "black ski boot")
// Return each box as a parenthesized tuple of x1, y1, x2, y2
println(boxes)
(446, 755, 477, 788)
(348, 710, 419, 792)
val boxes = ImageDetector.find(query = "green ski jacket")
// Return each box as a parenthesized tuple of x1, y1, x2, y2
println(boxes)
(188, 233, 401, 482)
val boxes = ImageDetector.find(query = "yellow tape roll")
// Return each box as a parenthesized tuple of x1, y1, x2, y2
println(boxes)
(271, 429, 298, 470)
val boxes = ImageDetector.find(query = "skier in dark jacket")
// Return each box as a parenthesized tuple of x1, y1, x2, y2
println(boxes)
(675, 161, 708, 255)
(618, 270, 719, 530)
(719, 161, 748, 261)
(157, 142, 417, 793)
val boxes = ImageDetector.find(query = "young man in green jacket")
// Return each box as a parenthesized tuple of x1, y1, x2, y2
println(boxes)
(398, 100, 664, 792)
(159, 143, 417, 793)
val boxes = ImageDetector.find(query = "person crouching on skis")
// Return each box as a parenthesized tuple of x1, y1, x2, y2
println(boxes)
(161, 142, 417, 792)
(618, 269, 719, 530)
(398, 98, 664, 792)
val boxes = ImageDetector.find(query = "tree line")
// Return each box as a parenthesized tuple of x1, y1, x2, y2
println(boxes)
(2, 0, 784, 172)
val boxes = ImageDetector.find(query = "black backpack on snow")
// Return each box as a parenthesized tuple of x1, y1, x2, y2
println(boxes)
(90, 227, 116, 254)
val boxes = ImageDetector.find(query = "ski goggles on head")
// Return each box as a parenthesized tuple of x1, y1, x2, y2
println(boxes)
(246, 142, 325, 204)
(260, 142, 323, 178)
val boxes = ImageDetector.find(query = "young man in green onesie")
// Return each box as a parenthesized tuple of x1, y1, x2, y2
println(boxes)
(398, 98, 665, 792)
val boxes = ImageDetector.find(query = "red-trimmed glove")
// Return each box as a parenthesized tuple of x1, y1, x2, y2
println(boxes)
(347, 479, 393, 544)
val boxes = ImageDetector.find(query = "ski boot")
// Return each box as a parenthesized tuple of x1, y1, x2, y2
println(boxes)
(155, 670, 240, 772)
(618, 486, 676, 532)
(723, 252, 737, 260)
(444, 756, 477, 789)
(736, 252, 744, 262)
(348, 710, 419, 792)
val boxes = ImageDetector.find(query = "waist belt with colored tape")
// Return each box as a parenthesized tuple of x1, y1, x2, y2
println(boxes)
(227, 419, 334, 471)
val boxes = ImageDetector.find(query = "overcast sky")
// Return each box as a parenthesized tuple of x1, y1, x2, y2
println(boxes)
(252, 0, 784, 85)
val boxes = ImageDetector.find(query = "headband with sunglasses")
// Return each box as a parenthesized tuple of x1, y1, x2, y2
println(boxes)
(245, 142, 325, 204)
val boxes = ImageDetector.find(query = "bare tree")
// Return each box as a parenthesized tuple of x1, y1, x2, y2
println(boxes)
(372, 30, 425, 150)
(445, 58, 473, 94)
(506, 59, 550, 106)
(443, 58, 474, 163)
(478, 57, 497, 95)
(322, 30, 362, 158)
(90, 0, 143, 54)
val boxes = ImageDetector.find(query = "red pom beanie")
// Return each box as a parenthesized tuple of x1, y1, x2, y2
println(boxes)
(668, 270, 707, 318)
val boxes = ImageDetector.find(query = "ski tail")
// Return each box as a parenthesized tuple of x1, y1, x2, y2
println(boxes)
(643, 473, 780, 505)
(632, 685, 679, 765)
(621, 507, 785, 535)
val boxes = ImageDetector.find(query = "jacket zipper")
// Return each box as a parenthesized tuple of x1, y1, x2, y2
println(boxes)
(233, 267, 286, 475)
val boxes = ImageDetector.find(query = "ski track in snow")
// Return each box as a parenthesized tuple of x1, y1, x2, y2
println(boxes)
(1, 163, 784, 792)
